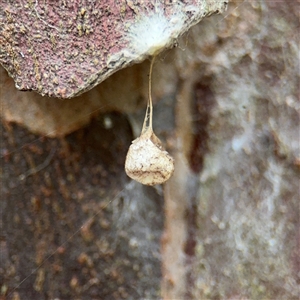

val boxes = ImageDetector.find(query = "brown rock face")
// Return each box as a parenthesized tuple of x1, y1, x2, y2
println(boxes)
(0, 62, 149, 136)
(1, 1, 299, 299)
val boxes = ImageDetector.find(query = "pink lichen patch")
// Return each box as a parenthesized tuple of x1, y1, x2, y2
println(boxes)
(0, 0, 226, 98)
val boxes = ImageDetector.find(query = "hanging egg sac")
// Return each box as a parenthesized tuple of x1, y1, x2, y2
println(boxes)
(124, 56, 175, 186)
(125, 129, 175, 186)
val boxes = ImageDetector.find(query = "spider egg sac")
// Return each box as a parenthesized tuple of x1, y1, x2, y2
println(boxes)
(125, 132, 175, 186)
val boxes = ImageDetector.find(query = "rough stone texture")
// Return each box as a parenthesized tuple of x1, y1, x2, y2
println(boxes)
(1, 114, 164, 299)
(1, 0, 299, 299)
(0, 62, 150, 136)
(0, 0, 227, 98)
(161, 0, 300, 299)
(0, 58, 177, 136)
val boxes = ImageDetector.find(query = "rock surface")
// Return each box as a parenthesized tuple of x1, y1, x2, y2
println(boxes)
(1, 115, 164, 299)
(1, 0, 299, 299)
(162, 1, 300, 299)
(0, 0, 226, 98)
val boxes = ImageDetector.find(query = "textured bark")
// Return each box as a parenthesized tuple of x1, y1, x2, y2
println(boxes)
(1, 0, 299, 299)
